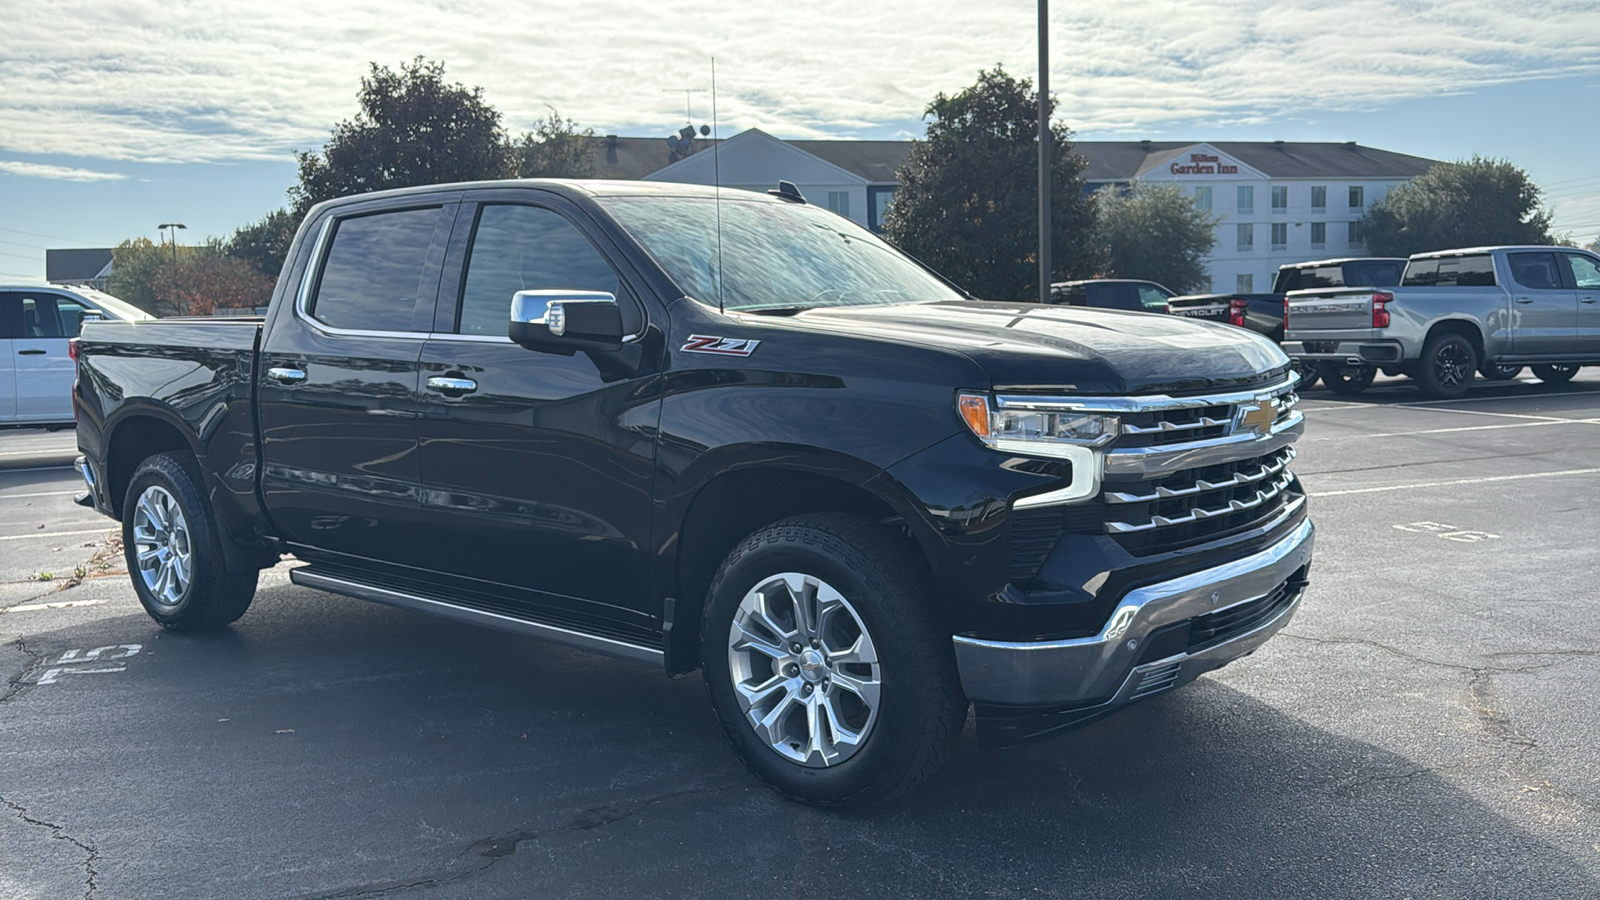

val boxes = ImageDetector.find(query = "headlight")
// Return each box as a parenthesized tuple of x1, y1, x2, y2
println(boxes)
(957, 393, 1119, 458)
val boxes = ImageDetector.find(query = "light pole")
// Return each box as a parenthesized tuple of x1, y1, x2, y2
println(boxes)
(157, 223, 186, 264)
(1037, 0, 1051, 306)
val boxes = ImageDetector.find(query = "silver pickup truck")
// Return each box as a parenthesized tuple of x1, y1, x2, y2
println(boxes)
(1282, 246, 1600, 398)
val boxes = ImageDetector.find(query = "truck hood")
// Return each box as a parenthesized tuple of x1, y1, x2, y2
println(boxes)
(781, 301, 1288, 394)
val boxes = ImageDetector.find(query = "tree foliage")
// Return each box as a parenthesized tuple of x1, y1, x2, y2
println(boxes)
(514, 109, 596, 179)
(225, 208, 300, 281)
(882, 66, 1096, 301)
(1360, 157, 1554, 257)
(1091, 182, 1218, 293)
(108, 238, 274, 317)
(290, 57, 513, 213)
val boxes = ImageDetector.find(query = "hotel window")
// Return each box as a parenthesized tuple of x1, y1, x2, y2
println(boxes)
(1348, 220, 1365, 246)
(1348, 185, 1364, 209)
(1237, 186, 1254, 213)
(1271, 223, 1288, 249)
(1311, 222, 1326, 248)
(1194, 186, 1212, 210)
(827, 191, 850, 217)
(1311, 186, 1327, 210)
(1237, 223, 1254, 251)
(1236, 273, 1254, 293)
(1271, 186, 1288, 213)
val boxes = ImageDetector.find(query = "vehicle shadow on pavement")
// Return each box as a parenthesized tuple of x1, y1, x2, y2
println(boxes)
(3, 582, 1596, 900)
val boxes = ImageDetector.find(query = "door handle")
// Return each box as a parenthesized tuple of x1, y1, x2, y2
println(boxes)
(1514, 297, 1534, 304)
(1581, 296, 1597, 304)
(17, 348, 47, 355)
(426, 376, 478, 395)
(267, 367, 307, 384)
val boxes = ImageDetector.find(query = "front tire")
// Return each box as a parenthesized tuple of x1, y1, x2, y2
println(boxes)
(122, 453, 258, 631)
(1532, 364, 1580, 384)
(1416, 333, 1477, 399)
(700, 513, 965, 808)
(1317, 362, 1375, 396)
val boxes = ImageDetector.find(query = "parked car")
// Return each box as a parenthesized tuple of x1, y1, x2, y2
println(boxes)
(1283, 246, 1600, 398)
(75, 179, 1314, 807)
(1, 284, 151, 427)
(1049, 278, 1174, 313)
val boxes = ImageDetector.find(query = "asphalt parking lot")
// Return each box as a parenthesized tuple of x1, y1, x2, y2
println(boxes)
(3, 372, 1599, 900)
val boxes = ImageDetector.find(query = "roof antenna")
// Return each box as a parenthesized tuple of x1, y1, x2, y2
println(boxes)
(712, 57, 725, 314)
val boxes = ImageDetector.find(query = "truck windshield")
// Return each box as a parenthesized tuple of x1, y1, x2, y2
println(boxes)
(598, 195, 962, 312)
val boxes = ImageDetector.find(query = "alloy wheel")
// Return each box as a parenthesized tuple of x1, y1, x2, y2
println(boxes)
(132, 485, 192, 606)
(726, 572, 882, 767)
(1434, 343, 1471, 388)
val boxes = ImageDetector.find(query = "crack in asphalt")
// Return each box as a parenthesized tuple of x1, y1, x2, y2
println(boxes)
(1, 636, 44, 704)
(297, 783, 733, 899)
(1, 794, 100, 900)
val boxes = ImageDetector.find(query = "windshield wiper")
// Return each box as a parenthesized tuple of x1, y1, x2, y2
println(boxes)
(740, 306, 812, 316)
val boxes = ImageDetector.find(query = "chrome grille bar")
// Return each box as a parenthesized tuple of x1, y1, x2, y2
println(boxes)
(1120, 416, 1231, 435)
(1106, 470, 1296, 534)
(1105, 448, 1297, 505)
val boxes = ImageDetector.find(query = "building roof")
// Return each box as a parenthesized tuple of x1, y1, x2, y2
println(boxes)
(45, 248, 114, 284)
(593, 132, 1438, 185)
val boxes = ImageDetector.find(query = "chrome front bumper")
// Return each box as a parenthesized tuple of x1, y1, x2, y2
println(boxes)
(953, 517, 1314, 708)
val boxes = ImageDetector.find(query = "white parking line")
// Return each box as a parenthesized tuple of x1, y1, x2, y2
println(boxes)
(1, 599, 106, 614)
(1309, 467, 1600, 498)
(0, 449, 79, 457)
(0, 490, 82, 499)
(1302, 388, 1600, 412)
(1348, 419, 1600, 439)
(0, 528, 113, 542)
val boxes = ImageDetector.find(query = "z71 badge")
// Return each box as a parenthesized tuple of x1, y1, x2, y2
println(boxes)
(681, 335, 761, 357)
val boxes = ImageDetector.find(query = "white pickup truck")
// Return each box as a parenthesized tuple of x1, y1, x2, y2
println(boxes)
(1282, 246, 1600, 398)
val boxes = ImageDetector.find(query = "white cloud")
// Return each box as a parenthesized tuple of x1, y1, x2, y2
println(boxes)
(0, 0, 1596, 164)
(0, 160, 128, 182)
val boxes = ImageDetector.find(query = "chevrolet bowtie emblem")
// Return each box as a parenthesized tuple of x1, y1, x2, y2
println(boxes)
(1235, 400, 1277, 436)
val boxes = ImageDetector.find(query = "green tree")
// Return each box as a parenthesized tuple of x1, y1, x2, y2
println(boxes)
(1361, 157, 1554, 257)
(514, 109, 596, 178)
(225, 208, 300, 281)
(883, 66, 1096, 301)
(108, 238, 273, 316)
(1091, 182, 1217, 293)
(290, 57, 513, 213)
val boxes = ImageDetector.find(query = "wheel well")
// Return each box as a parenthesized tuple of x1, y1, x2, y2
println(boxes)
(668, 469, 905, 675)
(1425, 320, 1484, 360)
(107, 417, 193, 519)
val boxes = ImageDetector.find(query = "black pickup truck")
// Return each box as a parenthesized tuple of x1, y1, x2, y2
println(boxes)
(73, 179, 1314, 807)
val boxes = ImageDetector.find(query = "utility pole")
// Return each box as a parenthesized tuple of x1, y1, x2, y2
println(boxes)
(1037, 0, 1051, 305)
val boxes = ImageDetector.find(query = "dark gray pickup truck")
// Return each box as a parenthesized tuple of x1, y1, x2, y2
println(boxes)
(73, 179, 1314, 806)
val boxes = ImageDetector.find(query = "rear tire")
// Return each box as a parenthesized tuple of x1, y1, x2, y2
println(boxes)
(1479, 362, 1523, 381)
(1532, 364, 1579, 384)
(1317, 362, 1375, 396)
(1289, 359, 1320, 390)
(122, 453, 257, 631)
(700, 513, 965, 808)
(1416, 333, 1477, 399)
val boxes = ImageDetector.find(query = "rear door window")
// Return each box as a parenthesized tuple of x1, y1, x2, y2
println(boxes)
(1507, 252, 1564, 290)
(1280, 266, 1344, 291)
(1348, 260, 1403, 286)
(310, 206, 445, 332)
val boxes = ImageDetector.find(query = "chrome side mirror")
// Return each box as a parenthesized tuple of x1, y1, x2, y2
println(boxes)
(509, 290, 624, 353)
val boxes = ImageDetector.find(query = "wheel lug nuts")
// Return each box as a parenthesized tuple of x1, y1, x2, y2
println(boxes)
(791, 643, 803, 654)
(802, 683, 813, 695)
(810, 639, 819, 648)
(785, 664, 799, 676)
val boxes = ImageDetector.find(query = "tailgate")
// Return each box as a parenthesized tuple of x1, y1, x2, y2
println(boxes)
(1165, 295, 1229, 322)
(1284, 288, 1379, 340)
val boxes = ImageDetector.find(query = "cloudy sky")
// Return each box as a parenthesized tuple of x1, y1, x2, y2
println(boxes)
(3, 0, 1598, 278)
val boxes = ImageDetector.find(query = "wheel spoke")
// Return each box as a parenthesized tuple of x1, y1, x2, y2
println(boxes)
(821, 693, 863, 747)
(137, 547, 162, 567)
(830, 634, 879, 667)
(751, 589, 798, 643)
(735, 673, 792, 711)
(790, 576, 820, 638)
(831, 671, 881, 709)
(803, 696, 827, 762)
(732, 622, 787, 661)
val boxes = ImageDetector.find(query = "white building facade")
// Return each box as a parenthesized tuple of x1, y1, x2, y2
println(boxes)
(1083, 141, 1435, 294)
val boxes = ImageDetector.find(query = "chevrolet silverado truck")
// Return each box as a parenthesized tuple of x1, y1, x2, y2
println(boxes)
(1283, 246, 1600, 398)
(1167, 257, 1406, 389)
(73, 179, 1314, 807)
